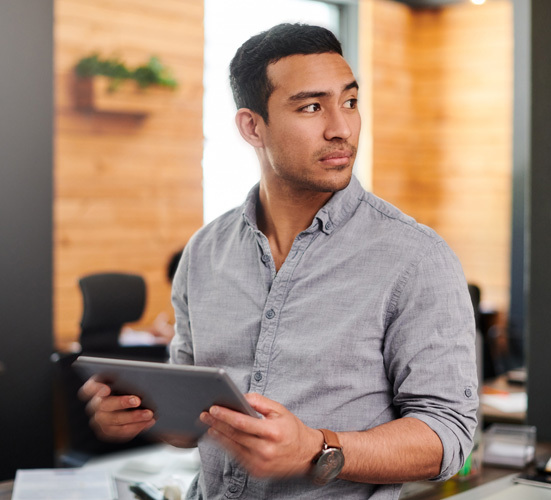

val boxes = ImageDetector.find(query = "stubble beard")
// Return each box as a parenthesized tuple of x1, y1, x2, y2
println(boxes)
(273, 143, 357, 194)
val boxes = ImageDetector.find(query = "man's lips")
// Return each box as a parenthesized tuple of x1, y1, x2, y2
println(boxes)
(319, 150, 354, 166)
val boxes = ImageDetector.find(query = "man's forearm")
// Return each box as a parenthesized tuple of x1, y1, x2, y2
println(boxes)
(337, 417, 443, 483)
(200, 394, 444, 483)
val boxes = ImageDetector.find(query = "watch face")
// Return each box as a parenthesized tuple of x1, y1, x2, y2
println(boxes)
(313, 448, 345, 485)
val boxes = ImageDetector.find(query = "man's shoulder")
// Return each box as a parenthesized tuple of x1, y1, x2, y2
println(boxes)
(358, 191, 442, 244)
(187, 205, 244, 250)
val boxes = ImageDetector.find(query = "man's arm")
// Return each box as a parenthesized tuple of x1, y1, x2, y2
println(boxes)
(337, 418, 442, 483)
(200, 392, 442, 482)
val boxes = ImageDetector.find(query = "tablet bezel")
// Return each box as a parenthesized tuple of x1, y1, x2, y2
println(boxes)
(73, 355, 258, 439)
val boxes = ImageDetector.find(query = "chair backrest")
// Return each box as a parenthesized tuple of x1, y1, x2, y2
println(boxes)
(468, 283, 481, 331)
(78, 272, 146, 352)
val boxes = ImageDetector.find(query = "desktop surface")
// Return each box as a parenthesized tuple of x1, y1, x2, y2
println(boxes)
(400, 441, 551, 500)
(5, 442, 551, 500)
(0, 480, 12, 500)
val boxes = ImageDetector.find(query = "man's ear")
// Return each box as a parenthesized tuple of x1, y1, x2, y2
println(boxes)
(235, 108, 265, 148)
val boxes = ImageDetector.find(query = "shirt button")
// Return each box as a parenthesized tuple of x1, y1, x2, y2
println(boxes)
(465, 388, 473, 398)
(254, 371, 263, 382)
(261, 254, 270, 263)
(325, 221, 333, 230)
(228, 484, 238, 494)
(265, 309, 275, 319)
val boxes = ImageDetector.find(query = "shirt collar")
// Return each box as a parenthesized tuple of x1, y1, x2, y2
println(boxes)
(314, 175, 364, 234)
(241, 175, 364, 235)
(242, 183, 261, 230)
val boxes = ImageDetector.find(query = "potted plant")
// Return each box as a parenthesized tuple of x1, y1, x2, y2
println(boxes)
(74, 54, 179, 114)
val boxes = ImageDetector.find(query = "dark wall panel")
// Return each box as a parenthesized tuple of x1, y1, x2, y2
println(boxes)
(526, 0, 551, 439)
(0, 0, 54, 479)
(509, 0, 530, 358)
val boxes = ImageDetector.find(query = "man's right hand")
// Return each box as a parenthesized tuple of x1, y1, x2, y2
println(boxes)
(79, 377, 156, 441)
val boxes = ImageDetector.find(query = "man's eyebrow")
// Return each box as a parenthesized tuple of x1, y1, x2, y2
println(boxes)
(344, 80, 359, 92)
(287, 80, 359, 103)
(288, 90, 332, 102)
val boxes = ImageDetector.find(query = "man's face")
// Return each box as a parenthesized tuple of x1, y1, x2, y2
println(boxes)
(258, 52, 361, 194)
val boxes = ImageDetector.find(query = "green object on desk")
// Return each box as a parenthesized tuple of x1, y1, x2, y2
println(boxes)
(458, 453, 473, 477)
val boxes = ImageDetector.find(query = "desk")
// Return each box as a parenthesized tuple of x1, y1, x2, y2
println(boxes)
(400, 466, 516, 499)
(5, 445, 199, 500)
(6, 443, 551, 499)
(0, 480, 13, 500)
(399, 442, 551, 500)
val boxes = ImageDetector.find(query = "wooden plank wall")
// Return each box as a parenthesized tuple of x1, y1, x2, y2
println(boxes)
(54, 0, 204, 348)
(368, 0, 513, 313)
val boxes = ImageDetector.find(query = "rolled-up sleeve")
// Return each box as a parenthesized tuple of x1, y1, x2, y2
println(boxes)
(383, 239, 479, 481)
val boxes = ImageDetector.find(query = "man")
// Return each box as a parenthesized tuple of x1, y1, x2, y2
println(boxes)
(83, 23, 478, 499)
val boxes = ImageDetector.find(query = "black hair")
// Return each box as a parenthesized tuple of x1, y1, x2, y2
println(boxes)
(229, 23, 343, 123)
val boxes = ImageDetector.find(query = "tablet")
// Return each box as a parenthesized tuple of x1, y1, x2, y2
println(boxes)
(73, 355, 258, 439)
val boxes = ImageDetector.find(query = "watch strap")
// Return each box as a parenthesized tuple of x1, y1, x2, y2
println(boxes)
(318, 428, 342, 450)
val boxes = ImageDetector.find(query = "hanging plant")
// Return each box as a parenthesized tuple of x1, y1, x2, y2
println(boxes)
(75, 54, 179, 91)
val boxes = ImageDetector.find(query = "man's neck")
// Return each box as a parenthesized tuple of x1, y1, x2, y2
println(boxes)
(256, 179, 333, 271)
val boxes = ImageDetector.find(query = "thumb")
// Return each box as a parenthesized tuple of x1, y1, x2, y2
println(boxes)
(245, 392, 285, 418)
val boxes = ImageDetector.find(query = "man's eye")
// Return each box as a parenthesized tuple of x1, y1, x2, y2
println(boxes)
(301, 103, 320, 113)
(343, 99, 358, 109)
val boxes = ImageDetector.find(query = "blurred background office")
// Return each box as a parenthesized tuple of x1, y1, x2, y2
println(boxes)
(1, 0, 550, 483)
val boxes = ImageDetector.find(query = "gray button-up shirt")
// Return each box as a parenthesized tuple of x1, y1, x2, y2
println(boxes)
(170, 175, 478, 499)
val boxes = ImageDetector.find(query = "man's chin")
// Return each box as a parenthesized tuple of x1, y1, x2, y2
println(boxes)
(309, 170, 353, 193)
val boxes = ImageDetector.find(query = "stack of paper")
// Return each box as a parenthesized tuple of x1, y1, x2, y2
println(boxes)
(481, 392, 527, 413)
(12, 469, 117, 500)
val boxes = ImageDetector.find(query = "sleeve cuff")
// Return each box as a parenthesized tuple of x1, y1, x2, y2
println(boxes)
(405, 413, 475, 481)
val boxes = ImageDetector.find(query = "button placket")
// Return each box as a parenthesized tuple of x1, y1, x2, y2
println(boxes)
(225, 464, 247, 498)
(251, 231, 314, 394)
(224, 479, 245, 498)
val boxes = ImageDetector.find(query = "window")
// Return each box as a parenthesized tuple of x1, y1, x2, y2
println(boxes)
(203, 0, 354, 223)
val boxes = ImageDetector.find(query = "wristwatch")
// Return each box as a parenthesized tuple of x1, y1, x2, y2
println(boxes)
(311, 428, 345, 485)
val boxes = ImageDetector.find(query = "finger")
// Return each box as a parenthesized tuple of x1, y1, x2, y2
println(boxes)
(87, 394, 142, 415)
(92, 407, 155, 441)
(92, 415, 156, 441)
(78, 377, 110, 401)
(200, 410, 268, 454)
(245, 393, 285, 417)
(207, 425, 251, 455)
(206, 427, 273, 478)
(95, 407, 154, 428)
(204, 406, 267, 438)
(100, 394, 143, 412)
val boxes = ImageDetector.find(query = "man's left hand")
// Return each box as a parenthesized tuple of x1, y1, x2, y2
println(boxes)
(199, 393, 323, 478)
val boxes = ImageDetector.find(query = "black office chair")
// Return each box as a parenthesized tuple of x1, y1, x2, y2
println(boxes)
(78, 272, 168, 360)
(80, 272, 142, 351)
(468, 283, 481, 331)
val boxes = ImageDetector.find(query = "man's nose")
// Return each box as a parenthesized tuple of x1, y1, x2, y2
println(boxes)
(323, 108, 352, 141)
